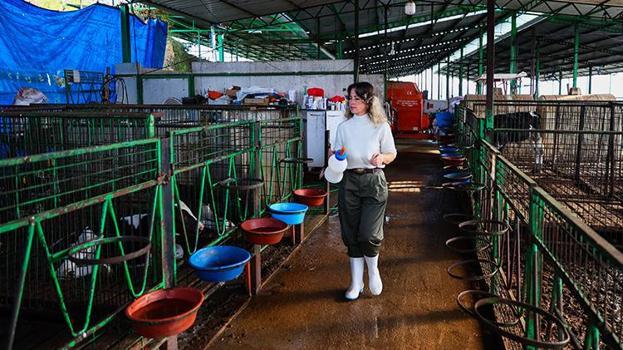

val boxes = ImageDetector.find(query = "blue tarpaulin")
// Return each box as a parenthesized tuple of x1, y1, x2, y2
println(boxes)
(0, 0, 167, 104)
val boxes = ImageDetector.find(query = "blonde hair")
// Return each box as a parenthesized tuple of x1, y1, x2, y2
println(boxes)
(344, 82, 388, 126)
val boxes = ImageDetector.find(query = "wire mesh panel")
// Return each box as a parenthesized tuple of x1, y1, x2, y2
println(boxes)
(532, 188, 623, 349)
(0, 111, 154, 159)
(1, 104, 293, 124)
(169, 121, 256, 255)
(258, 116, 304, 208)
(458, 103, 623, 349)
(462, 101, 623, 249)
(0, 139, 164, 348)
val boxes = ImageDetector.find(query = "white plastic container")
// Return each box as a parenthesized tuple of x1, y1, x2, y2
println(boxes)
(324, 147, 348, 183)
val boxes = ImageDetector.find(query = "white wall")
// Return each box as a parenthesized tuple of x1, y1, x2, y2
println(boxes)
(116, 61, 385, 104)
(192, 60, 384, 102)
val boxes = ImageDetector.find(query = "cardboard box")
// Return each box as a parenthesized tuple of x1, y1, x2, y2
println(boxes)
(243, 97, 269, 105)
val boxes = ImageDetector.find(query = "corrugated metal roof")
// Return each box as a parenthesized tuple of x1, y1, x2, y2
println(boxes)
(446, 17, 623, 79)
(140, 0, 623, 76)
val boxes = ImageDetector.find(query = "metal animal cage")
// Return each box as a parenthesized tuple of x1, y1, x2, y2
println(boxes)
(458, 104, 623, 350)
(0, 104, 302, 348)
(464, 101, 623, 248)
(0, 140, 164, 348)
(0, 111, 155, 159)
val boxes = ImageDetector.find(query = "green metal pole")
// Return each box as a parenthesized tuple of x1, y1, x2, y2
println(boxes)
(526, 189, 543, 350)
(430, 67, 433, 97)
(559, 70, 563, 95)
(477, 31, 484, 95)
(485, 0, 495, 141)
(466, 64, 470, 95)
(510, 13, 517, 94)
(437, 62, 441, 100)
(6, 223, 35, 350)
(218, 34, 225, 62)
(336, 38, 344, 59)
(197, 32, 202, 60)
(459, 48, 464, 96)
(120, 4, 131, 63)
(588, 66, 593, 94)
(573, 24, 580, 88)
(535, 43, 540, 97)
(446, 56, 450, 103)
(354, 0, 360, 82)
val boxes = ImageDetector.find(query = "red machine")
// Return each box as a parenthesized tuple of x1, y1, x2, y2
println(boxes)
(386, 81, 432, 139)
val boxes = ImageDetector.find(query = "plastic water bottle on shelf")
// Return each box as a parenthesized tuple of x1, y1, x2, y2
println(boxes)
(324, 147, 348, 183)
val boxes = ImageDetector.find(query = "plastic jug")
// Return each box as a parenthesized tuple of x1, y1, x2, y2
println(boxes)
(324, 147, 348, 183)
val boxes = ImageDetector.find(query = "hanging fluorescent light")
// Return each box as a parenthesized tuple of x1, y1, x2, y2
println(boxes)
(404, 1, 416, 16)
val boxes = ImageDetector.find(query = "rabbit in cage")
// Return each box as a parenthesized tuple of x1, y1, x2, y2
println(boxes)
(56, 227, 110, 279)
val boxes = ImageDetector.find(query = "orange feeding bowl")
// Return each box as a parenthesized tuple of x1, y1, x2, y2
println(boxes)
(126, 287, 204, 338)
(241, 217, 290, 245)
(292, 188, 328, 207)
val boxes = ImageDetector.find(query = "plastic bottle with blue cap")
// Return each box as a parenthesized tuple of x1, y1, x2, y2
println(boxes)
(324, 147, 348, 183)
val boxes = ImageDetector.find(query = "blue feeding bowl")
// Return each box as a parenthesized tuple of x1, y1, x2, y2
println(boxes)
(188, 246, 251, 282)
(269, 202, 309, 225)
(439, 146, 460, 153)
(441, 152, 463, 158)
(443, 172, 473, 184)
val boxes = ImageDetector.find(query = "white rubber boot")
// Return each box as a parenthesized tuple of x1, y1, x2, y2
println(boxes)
(365, 255, 383, 296)
(345, 257, 364, 300)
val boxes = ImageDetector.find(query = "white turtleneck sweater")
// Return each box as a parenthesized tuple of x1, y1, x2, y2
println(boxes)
(332, 114, 397, 169)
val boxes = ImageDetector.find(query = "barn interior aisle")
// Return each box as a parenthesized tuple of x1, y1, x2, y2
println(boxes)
(206, 140, 489, 350)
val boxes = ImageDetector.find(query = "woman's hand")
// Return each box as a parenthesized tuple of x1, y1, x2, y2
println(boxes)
(370, 153, 384, 167)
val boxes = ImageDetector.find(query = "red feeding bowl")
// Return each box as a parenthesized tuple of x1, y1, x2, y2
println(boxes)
(241, 217, 290, 245)
(293, 188, 328, 207)
(126, 287, 204, 338)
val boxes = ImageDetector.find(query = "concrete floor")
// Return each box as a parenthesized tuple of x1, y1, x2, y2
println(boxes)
(208, 141, 485, 350)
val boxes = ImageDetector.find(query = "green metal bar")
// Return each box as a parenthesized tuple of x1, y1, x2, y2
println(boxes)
(194, 166, 208, 251)
(117, 71, 355, 79)
(336, 38, 344, 59)
(437, 62, 441, 100)
(0, 138, 159, 167)
(188, 75, 195, 97)
(583, 324, 600, 350)
(552, 275, 566, 342)
(477, 31, 484, 95)
(535, 43, 540, 97)
(573, 24, 580, 88)
(218, 34, 225, 62)
(446, 56, 450, 103)
(0, 178, 159, 235)
(120, 4, 131, 63)
(458, 48, 463, 96)
(137, 75, 144, 105)
(510, 13, 517, 94)
(6, 223, 35, 350)
(526, 188, 543, 350)
(354, 0, 359, 82)
(485, 0, 495, 142)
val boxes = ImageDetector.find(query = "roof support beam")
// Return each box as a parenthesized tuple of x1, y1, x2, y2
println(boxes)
(485, 0, 495, 139)
(573, 24, 580, 88)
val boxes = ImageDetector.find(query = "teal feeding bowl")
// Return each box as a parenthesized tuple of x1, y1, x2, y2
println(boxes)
(188, 246, 251, 282)
(269, 202, 308, 225)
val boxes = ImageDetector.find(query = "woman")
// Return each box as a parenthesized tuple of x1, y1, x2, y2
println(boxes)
(332, 82, 397, 300)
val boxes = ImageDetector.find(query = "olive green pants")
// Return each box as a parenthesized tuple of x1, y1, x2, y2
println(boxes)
(338, 170, 388, 257)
